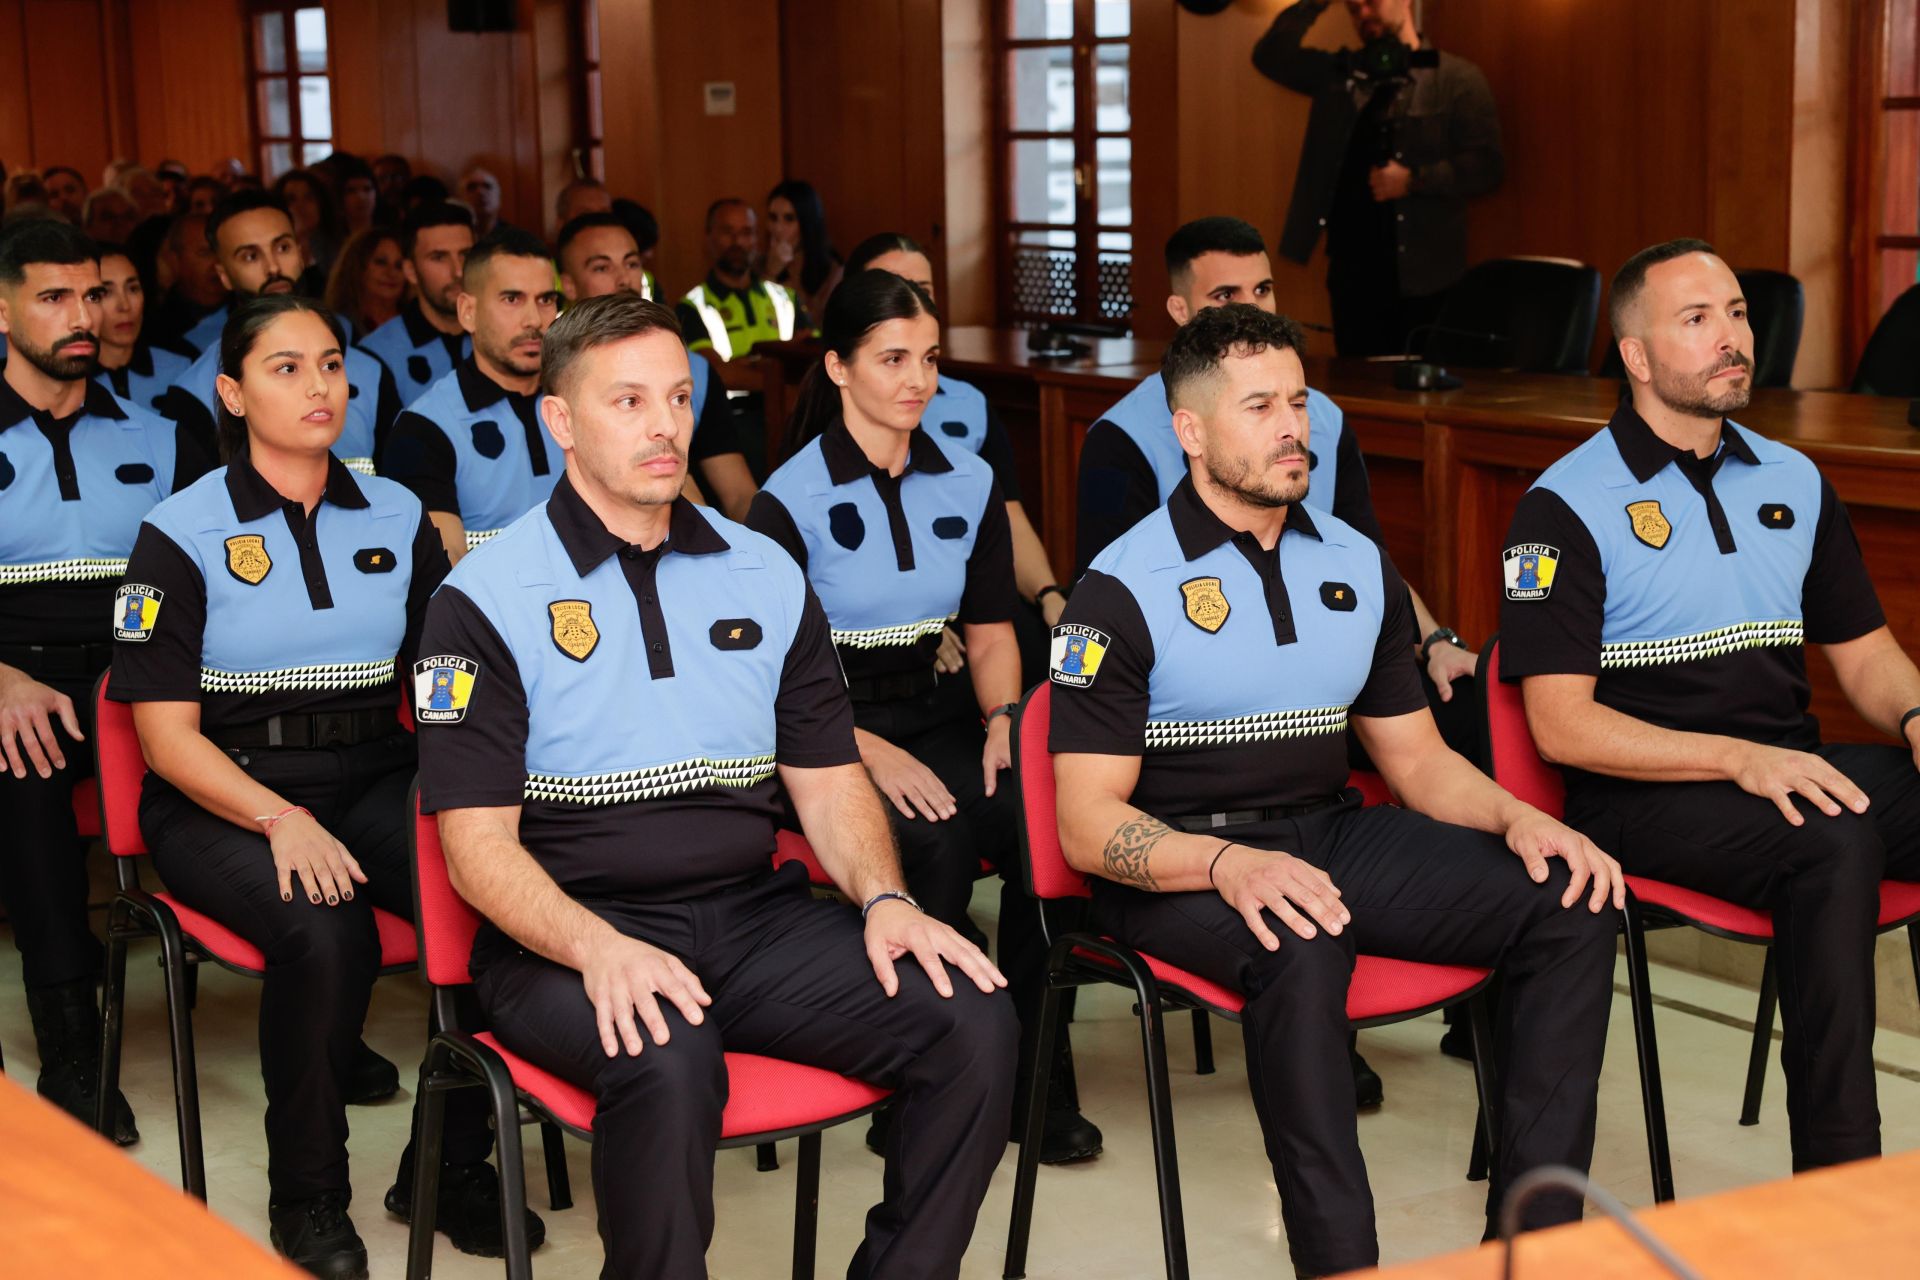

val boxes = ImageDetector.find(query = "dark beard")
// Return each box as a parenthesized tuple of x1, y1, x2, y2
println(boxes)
(1205, 447, 1311, 509)
(1652, 353, 1753, 419)
(12, 331, 98, 381)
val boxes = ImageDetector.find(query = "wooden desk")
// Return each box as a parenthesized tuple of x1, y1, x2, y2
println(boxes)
(1346, 1151, 1920, 1278)
(0, 1073, 298, 1277)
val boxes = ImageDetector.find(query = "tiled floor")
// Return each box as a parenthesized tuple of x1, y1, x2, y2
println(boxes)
(5, 879, 1920, 1279)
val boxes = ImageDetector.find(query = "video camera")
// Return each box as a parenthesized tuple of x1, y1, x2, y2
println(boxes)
(1338, 35, 1440, 85)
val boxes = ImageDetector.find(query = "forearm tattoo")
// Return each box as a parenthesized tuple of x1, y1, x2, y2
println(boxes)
(1102, 814, 1172, 890)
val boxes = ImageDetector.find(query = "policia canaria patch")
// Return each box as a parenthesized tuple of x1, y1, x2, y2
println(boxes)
(1049, 624, 1109, 688)
(113, 584, 163, 641)
(549, 600, 600, 662)
(1503, 544, 1560, 601)
(413, 656, 478, 724)
(225, 534, 272, 584)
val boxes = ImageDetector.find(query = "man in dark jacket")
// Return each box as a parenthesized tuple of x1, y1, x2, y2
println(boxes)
(1256, 0, 1503, 356)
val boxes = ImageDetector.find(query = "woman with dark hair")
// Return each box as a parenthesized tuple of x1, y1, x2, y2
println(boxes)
(764, 179, 843, 324)
(746, 271, 1101, 1166)
(329, 153, 383, 236)
(109, 294, 537, 1277)
(322, 227, 406, 339)
(274, 168, 343, 292)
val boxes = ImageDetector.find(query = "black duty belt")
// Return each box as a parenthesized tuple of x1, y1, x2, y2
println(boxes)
(1168, 792, 1349, 833)
(209, 708, 393, 750)
(0, 642, 115, 680)
(846, 667, 940, 705)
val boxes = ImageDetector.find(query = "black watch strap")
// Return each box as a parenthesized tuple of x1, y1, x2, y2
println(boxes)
(1901, 706, 1920, 737)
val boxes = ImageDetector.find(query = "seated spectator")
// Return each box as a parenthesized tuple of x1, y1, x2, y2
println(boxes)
(611, 196, 660, 298)
(764, 179, 843, 324)
(91, 241, 195, 414)
(42, 166, 88, 223)
(553, 175, 612, 234)
(117, 166, 172, 220)
(373, 153, 412, 209)
(149, 212, 230, 355)
(324, 227, 407, 339)
(275, 167, 343, 289)
(183, 175, 224, 218)
(333, 153, 382, 236)
(3, 172, 47, 216)
(82, 187, 140, 245)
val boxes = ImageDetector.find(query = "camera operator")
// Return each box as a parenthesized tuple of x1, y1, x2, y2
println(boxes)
(1255, 0, 1503, 357)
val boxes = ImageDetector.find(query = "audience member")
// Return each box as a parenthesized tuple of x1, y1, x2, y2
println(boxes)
(324, 227, 406, 338)
(42, 166, 88, 223)
(148, 212, 230, 355)
(764, 179, 842, 324)
(553, 175, 611, 233)
(360, 201, 474, 407)
(459, 166, 506, 238)
(82, 188, 140, 246)
(372, 153, 412, 208)
(91, 241, 194, 413)
(274, 167, 343, 289)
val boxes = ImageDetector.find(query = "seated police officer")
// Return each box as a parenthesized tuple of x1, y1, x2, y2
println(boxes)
(1051, 303, 1624, 1277)
(91, 242, 196, 415)
(414, 292, 1016, 1278)
(675, 197, 806, 373)
(359, 201, 474, 409)
(748, 271, 1100, 1164)
(0, 217, 205, 1143)
(110, 295, 527, 1278)
(382, 229, 562, 563)
(1502, 239, 1920, 1176)
(556, 210, 757, 521)
(158, 190, 400, 476)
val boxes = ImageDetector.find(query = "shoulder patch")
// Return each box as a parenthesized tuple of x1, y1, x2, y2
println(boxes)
(1503, 544, 1559, 601)
(1049, 624, 1110, 688)
(113, 584, 163, 641)
(413, 655, 478, 723)
(1179, 576, 1230, 634)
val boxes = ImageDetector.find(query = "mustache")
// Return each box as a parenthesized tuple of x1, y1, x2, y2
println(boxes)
(1268, 443, 1308, 466)
(52, 331, 96, 352)
(1706, 351, 1752, 376)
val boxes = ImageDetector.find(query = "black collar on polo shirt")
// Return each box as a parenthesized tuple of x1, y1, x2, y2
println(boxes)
(1608, 401, 1759, 485)
(703, 270, 766, 307)
(546, 472, 732, 578)
(0, 373, 131, 431)
(1166, 474, 1323, 564)
(400, 298, 465, 355)
(225, 451, 371, 521)
(455, 356, 536, 414)
(819, 417, 955, 487)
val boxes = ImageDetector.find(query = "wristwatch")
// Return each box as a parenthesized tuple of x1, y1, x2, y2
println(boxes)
(1035, 584, 1069, 608)
(1420, 627, 1465, 664)
(984, 702, 1018, 725)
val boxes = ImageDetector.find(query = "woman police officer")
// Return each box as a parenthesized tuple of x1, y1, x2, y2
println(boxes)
(746, 270, 1099, 1164)
(107, 295, 534, 1278)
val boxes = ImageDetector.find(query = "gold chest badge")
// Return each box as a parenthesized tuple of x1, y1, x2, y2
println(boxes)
(1625, 500, 1671, 550)
(549, 600, 600, 662)
(224, 534, 272, 585)
(1180, 576, 1231, 634)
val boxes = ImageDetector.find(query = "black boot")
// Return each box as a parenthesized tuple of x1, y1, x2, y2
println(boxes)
(341, 1039, 399, 1105)
(26, 979, 137, 1145)
(269, 1191, 368, 1279)
(386, 1152, 546, 1259)
(1351, 1033, 1384, 1110)
(1011, 1034, 1103, 1164)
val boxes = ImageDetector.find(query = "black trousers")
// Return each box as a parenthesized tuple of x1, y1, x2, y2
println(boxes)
(1565, 742, 1920, 1172)
(472, 862, 1018, 1280)
(140, 733, 490, 1203)
(1089, 798, 1617, 1277)
(0, 675, 102, 993)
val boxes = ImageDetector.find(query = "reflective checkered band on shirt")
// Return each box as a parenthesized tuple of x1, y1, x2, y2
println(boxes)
(200, 658, 396, 695)
(1144, 704, 1349, 750)
(0, 557, 129, 586)
(342, 457, 376, 476)
(525, 754, 779, 805)
(830, 614, 956, 650)
(465, 528, 502, 550)
(1599, 620, 1804, 670)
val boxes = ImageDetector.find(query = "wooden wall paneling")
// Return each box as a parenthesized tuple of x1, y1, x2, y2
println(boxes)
(1126, 0, 1176, 341)
(0, 0, 34, 170)
(1788, 0, 1856, 389)
(898, 0, 946, 292)
(124, 0, 251, 174)
(21, 0, 116, 183)
(527, 0, 581, 239)
(1704, 0, 1795, 271)
(326, 0, 393, 163)
(595, 0, 663, 213)
(941, 0, 991, 326)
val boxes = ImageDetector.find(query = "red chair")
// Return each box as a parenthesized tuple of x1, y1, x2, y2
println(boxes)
(1001, 682, 1497, 1280)
(1478, 635, 1920, 1202)
(90, 671, 420, 1198)
(405, 788, 894, 1280)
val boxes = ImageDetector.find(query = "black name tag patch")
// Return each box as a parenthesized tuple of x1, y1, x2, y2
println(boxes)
(472, 420, 505, 459)
(1320, 581, 1357, 611)
(710, 618, 763, 650)
(829, 502, 865, 550)
(407, 355, 431, 385)
(1758, 503, 1795, 529)
(939, 420, 968, 438)
(115, 462, 155, 485)
(354, 547, 397, 573)
(932, 515, 969, 540)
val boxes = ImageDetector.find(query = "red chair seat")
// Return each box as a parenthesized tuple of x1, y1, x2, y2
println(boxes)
(1626, 876, 1920, 939)
(472, 1032, 891, 1139)
(155, 892, 418, 971)
(1071, 941, 1489, 1023)
(72, 778, 100, 839)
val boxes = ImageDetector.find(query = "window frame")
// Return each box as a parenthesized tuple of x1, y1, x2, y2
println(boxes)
(244, 1, 334, 181)
(1850, 0, 1920, 362)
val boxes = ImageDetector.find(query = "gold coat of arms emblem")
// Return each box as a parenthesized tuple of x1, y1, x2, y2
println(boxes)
(1180, 576, 1231, 633)
(1625, 500, 1671, 550)
(548, 600, 600, 661)
(224, 534, 272, 585)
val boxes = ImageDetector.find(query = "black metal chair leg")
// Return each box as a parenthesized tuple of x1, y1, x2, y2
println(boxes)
(1621, 902, 1676, 1203)
(405, 1049, 450, 1280)
(1002, 980, 1063, 1279)
(1190, 1010, 1214, 1076)
(156, 917, 206, 1199)
(95, 900, 130, 1140)
(1908, 925, 1920, 1013)
(1136, 982, 1191, 1280)
(490, 1076, 536, 1280)
(1465, 995, 1498, 1184)
(541, 1121, 572, 1211)
(757, 1140, 780, 1171)
(1739, 946, 1778, 1126)
(791, 1131, 822, 1280)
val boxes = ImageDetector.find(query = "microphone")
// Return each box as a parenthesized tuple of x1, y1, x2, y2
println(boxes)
(1498, 1165, 1703, 1280)
(1388, 321, 1507, 391)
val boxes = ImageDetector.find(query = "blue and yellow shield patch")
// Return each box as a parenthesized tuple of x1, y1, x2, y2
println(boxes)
(112, 584, 163, 642)
(412, 656, 478, 724)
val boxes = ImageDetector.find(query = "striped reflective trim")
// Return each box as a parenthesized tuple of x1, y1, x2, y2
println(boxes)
(341, 457, 376, 476)
(0, 557, 129, 586)
(830, 614, 955, 651)
(1600, 620, 1804, 670)
(1144, 705, 1348, 750)
(200, 658, 396, 695)
(525, 753, 778, 805)
(465, 528, 502, 550)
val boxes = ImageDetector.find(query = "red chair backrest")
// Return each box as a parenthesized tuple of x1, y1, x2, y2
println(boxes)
(1012, 682, 1092, 901)
(1481, 636, 1566, 819)
(92, 671, 150, 858)
(410, 787, 483, 987)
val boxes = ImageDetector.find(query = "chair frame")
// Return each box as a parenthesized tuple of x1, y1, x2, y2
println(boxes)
(1000, 683, 1499, 1280)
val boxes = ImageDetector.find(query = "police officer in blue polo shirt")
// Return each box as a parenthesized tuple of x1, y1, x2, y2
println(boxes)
(110, 295, 527, 1278)
(413, 292, 1014, 1279)
(382, 229, 562, 564)
(0, 218, 204, 1144)
(748, 270, 1101, 1165)
(158, 190, 400, 477)
(1501, 240, 1920, 1179)
(92, 243, 196, 415)
(555, 210, 757, 521)
(359, 202, 474, 409)
(1051, 303, 1624, 1276)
